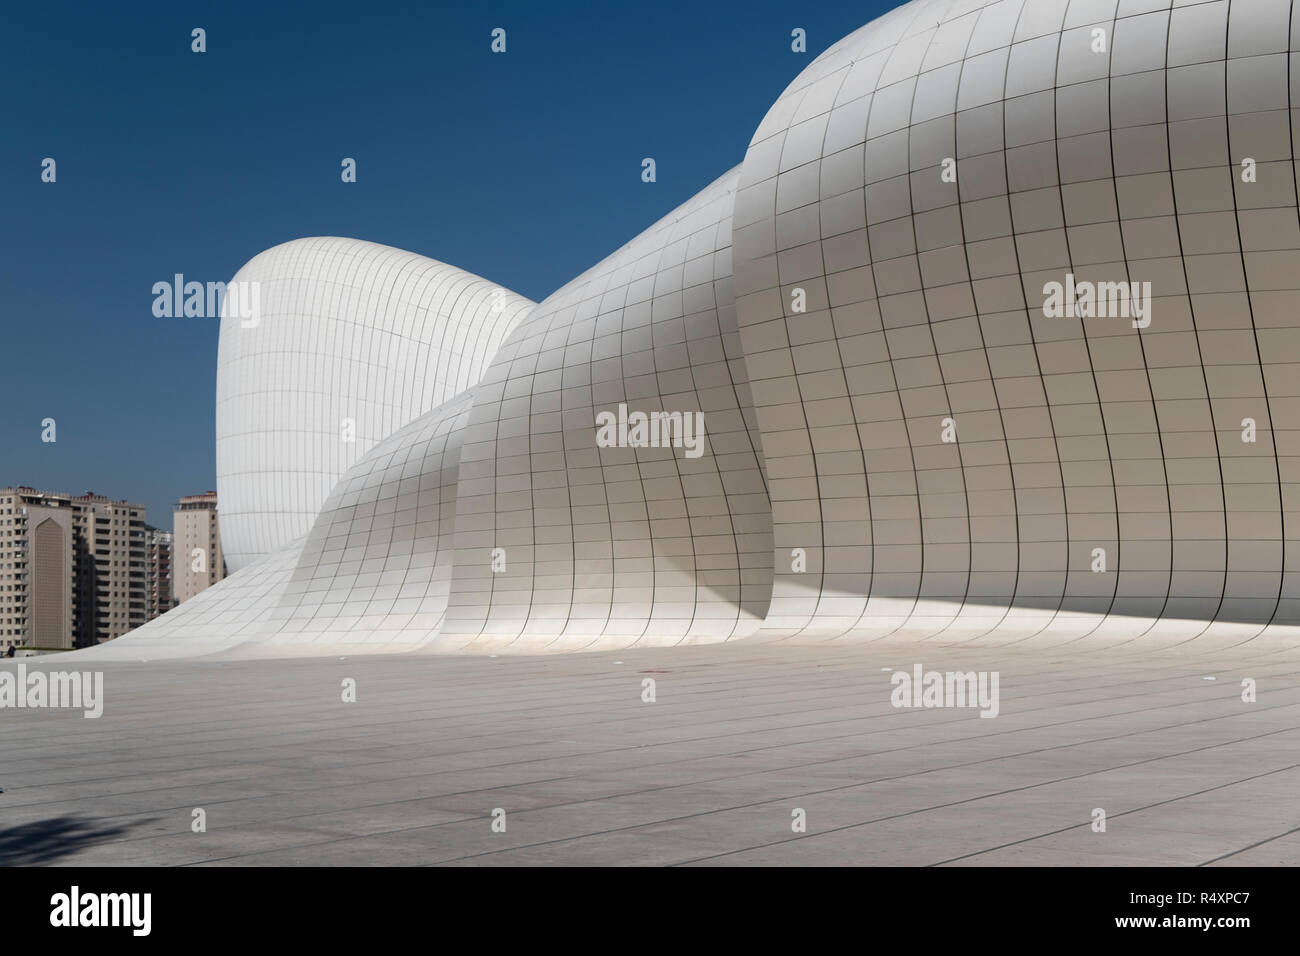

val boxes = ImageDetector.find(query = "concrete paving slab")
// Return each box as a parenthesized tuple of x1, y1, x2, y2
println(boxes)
(2, 641, 1296, 866)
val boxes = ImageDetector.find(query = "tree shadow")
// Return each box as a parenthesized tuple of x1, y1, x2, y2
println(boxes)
(0, 815, 153, 865)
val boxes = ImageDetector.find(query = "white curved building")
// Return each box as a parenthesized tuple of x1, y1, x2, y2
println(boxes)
(216, 237, 534, 570)
(442, 168, 773, 650)
(732, 0, 1300, 647)
(84, 0, 1300, 658)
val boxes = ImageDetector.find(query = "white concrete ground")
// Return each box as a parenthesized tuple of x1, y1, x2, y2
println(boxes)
(1, 637, 1296, 866)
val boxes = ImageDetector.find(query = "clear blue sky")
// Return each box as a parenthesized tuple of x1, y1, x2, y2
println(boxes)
(0, 0, 891, 526)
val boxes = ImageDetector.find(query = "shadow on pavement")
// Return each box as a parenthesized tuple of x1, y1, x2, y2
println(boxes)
(0, 815, 151, 865)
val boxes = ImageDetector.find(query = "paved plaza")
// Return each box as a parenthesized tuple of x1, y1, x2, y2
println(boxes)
(2, 636, 1297, 866)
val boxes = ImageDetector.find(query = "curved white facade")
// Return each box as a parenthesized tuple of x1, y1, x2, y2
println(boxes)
(443, 168, 773, 650)
(216, 237, 534, 570)
(86, 0, 1300, 659)
(732, 0, 1300, 646)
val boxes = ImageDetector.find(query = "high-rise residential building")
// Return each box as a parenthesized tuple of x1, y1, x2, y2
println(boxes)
(173, 491, 225, 604)
(0, 489, 73, 649)
(145, 526, 174, 620)
(0, 487, 147, 649)
(71, 493, 149, 644)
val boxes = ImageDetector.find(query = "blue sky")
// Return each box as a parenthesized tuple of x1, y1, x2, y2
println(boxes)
(0, 0, 891, 525)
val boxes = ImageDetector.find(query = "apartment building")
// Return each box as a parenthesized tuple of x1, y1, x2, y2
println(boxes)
(145, 526, 174, 620)
(0, 487, 147, 649)
(71, 493, 148, 644)
(173, 491, 225, 604)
